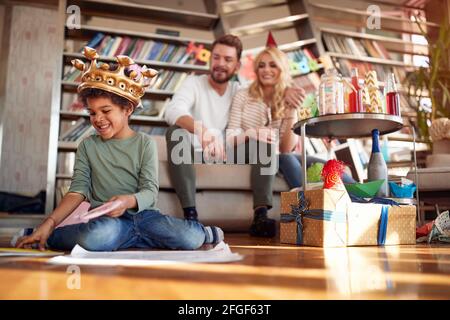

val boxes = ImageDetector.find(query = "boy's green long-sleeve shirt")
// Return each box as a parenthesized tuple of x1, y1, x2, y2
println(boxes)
(68, 132, 159, 214)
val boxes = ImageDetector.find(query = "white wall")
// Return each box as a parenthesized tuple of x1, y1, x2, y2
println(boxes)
(0, 5, 59, 195)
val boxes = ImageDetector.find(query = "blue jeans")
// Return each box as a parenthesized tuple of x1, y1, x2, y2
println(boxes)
(278, 153, 356, 189)
(47, 210, 207, 251)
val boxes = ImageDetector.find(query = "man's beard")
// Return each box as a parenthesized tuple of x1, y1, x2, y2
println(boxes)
(211, 68, 235, 84)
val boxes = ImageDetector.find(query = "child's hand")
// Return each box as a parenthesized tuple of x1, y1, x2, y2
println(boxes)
(106, 195, 136, 218)
(15, 218, 55, 251)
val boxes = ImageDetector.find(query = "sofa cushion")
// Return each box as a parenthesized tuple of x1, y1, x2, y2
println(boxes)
(158, 161, 289, 192)
(406, 167, 450, 191)
(426, 154, 450, 168)
(157, 190, 281, 231)
(153, 134, 290, 192)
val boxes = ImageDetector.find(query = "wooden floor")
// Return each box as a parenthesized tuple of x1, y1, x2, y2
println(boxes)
(0, 233, 449, 300)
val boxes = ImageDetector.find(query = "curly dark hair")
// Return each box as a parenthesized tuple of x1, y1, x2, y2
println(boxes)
(78, 88, 134, 113)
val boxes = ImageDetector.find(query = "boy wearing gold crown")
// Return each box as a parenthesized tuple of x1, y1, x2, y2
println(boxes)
(15, 47, 223, 251)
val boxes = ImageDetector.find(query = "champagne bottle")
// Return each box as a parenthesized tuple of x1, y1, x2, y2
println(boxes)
(368, 129, 389, 197)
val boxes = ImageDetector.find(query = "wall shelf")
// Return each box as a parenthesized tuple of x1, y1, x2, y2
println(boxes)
(67, 0, 219, 30)
(63, 52, 210, 73)
(242, 37, 317, 55)
(56, 173, 72, 180)
(327, 51, 415, 67)
(59, 110, 168, 127)
(61, 81, 175, 99)
(221, 0, 288, 15)
(229, 13, 309, 37)
(58, 141, 78, 152)
(353, 0, 428, 11)
(309, 1, 439, 35)
(65, 25, 214, 47)
(320, 27, 429, 56)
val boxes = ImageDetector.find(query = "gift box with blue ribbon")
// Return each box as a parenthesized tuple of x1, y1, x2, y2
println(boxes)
(280, 190, 416, 247)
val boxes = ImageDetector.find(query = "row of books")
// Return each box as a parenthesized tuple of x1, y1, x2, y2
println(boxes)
(86, 32, 198, 65)
(334, 58, 407, 83)
(59, 118, 94, 142)
(59, 119, 168, 144)
(59, 98, 170, 141)
(62, 67, 82, 82)
(150, 70, 189, 92)
(62, 66, 190, 93)
(322, 34, 392, 60)
(288, 47, 318, 61)
(134, 98, 170, 118)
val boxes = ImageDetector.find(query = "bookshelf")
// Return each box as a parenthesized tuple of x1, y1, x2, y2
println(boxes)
(45, 0, 218, 212)
(320, 27, 429, 56)
(307, 0, 439, 35)
(66, 0, 219, 29)
(210, 0, 323, 93)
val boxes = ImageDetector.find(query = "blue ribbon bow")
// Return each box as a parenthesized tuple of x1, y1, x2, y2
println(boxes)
(282, 192, 390, 246)
(280, 192, 308, 244)
(377, 205, 389, 245)
(281, 192, 346, 245)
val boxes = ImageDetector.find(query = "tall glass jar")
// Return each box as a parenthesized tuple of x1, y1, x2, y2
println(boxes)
(318, 68, 344, 115)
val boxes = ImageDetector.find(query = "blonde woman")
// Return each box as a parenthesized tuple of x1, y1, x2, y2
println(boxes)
(227, 47, 355, 237)
(226, 47, 302, 237)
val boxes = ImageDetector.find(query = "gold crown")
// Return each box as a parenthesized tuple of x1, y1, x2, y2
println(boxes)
(71, 47, 158, 107)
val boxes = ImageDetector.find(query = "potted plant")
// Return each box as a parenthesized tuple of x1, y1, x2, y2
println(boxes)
(405, 16, 450, 140)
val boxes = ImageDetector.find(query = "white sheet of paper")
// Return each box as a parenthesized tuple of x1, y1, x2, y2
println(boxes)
(48, 241, 243, 266)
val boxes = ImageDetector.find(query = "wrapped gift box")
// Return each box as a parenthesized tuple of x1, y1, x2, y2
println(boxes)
(280, 190, 416, 247)
(280, 189, 351, 246)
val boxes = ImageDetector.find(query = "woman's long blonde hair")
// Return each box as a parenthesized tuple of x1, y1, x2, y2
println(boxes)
(248, 47, 292, 120)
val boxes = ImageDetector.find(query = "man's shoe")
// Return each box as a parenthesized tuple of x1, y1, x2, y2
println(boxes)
(249, 207, 276, 238)
(249, 217, 276, 238)
(183, 207, 198, 221)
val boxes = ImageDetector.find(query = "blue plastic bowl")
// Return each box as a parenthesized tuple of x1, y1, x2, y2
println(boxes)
(388, 182, 416, 198)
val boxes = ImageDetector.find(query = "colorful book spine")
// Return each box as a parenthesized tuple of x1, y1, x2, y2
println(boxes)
(87, 32, 105, 49)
